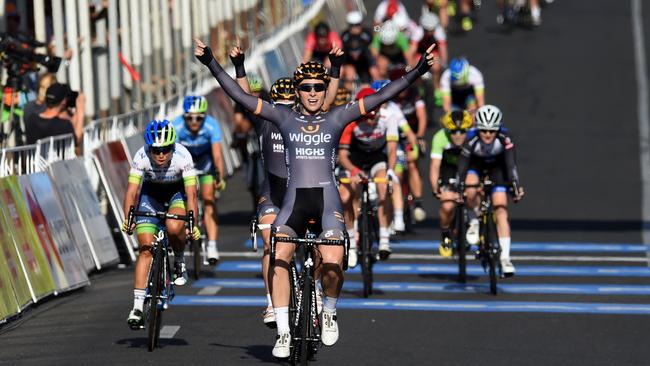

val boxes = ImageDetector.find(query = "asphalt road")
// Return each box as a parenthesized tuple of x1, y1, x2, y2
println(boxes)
(3, 1, 650, 365)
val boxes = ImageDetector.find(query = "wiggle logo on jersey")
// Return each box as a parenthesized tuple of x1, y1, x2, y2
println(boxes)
(288, 132, 332, 146)
(300, 124, 321, 134)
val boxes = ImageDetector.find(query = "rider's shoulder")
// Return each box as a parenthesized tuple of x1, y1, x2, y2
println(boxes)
(173, 143, 192, 157)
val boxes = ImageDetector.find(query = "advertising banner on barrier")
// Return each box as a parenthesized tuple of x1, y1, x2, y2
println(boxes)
(93, 140, 138, 259)
(0, 176, 56, 301)
(124, 134, 142, 160)
(49, 158, 119, 270)
(19, 174, 90, 292)
(0, 238, 20, 321)
(0, 202, 32, 311)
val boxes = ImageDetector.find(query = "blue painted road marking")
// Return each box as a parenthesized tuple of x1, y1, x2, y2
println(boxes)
(192, 278, 650, 295)
(389, 241, 645, 253)
(215, 261, 650, 277)
(174, 295, 650, 315)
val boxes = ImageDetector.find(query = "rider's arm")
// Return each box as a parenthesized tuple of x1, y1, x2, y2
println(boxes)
(196, 42, 285, 125)
(123, 182, 140, 222)
(322, 50, 343, 112)
(207, 117, 226, 182)
(415, 100, 427, 137)
(336, 50, 435, 128)
(470, 66, 485, 108)
(440, 69, 452, 112)
(429, 158, 442, 193)
(302, 32, 315, 63)
(501, 134, 520, 184)
(456, 139, 473, 184)
(181, 161, 199, 222)
(124, 152, 145, 219)
(387, 140, 398, 171)
(338, 123, 360, 174)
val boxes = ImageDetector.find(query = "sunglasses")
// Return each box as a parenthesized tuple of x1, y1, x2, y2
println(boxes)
(479, 129, 497, 134)
(150, 145, 174, 155)
(184, 113, 205, 122)
(449, 129, 467, 135)
(297, 83, 326, 93)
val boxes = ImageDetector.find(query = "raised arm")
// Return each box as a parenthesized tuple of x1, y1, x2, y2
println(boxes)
(322, 44, 343, 112)
(336, 44, 437, 127)
(195, 38, 282, 124)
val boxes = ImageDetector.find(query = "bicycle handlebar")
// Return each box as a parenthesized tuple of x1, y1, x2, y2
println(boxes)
(339, 176, 390, 184)
(127, 206, 195, 237)
(274, 236, 346, 246)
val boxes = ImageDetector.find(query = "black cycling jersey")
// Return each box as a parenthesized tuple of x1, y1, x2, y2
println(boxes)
(201, 49, 428, 237)
(457, 131, 520, 186)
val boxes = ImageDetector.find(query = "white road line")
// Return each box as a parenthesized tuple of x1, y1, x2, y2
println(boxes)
(159, 325, 181, 339)
(389, 253, 646, 262)
(632, 0, 650, 265)
(217, 251, 645, 263)
(197, 286, 222, 295)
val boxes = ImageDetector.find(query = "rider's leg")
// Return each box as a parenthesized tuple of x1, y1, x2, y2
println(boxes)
(464, 172, 481, 244)
(201, 175, 220, 262)
(439, 190, 457, 232)
(407, 160, 426, 222)
(373, 167, 392, 254)
(260, 214, 276, 313)
(529, 0, 541, 25)
(391, 162, 406, 231)
(318, 240, 344, 347)
(270, 240, 297, 333)
(339, 181, 358, 267)
(492, 190, 511, 257)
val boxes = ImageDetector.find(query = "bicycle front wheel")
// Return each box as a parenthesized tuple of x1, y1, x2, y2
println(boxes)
(147, 243, 164, 351)
(299, 274, 313, 366)
(485, 211, 499, 295)
(455, 205, 467, 284)
(192, 239, 201, 280)
(359, 211, 373, 298)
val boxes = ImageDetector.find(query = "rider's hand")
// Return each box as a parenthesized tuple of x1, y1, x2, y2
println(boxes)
(215, 179, 226, 191)
(407, 144, 419, 161)
(350, 167, 366, 184)
(121, 219, 135, 234)
(328, 43, 345, 78)
(194, 38, 213, 65)
(417, 137, 427, 155)
(229, 38, 245, 66)
(415, 43, 437, 75)
(190, 225, 201, 241)
(386, 168, 399, 184)
(432, 184, 441, 200)
(513, 185, 525, 203)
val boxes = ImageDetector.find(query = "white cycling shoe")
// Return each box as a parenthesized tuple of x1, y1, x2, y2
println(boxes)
(272, 332, 291, 358)
(207, 243, 220, 265)
(501, 258, 516, 276)
(262, 305, 276, 328)
(321, 310, 339, 346)
(466, 219, 480, 245)
(393, 216, 406, 232)
(378, 241, 391, 260)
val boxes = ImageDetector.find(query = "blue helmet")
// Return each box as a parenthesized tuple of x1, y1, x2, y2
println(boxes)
(371, 79, 390, 91)
(144, 119, 176, 147)
(183, 95, 208, 114)
(449, 58, 470, 84)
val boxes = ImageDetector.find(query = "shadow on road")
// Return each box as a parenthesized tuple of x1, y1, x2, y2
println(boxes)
(115, 337, 189, 349)
(418, 273, 481, 283)
(210, 342, 278, 363)
(413, 217, 645, 232)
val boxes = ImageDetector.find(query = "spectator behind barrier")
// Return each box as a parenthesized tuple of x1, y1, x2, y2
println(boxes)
(302, 21, 342, 67)
(23, 73, 57, 126)
(24, 83, 83, 148)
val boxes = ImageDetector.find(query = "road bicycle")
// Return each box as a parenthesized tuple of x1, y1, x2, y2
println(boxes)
(127, 206, 195, 351)
(270, 221, 348, 365)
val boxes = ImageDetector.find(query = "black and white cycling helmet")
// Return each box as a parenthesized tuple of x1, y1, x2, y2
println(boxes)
(346, 11, 363, 25)
(475, 104, 503, 130)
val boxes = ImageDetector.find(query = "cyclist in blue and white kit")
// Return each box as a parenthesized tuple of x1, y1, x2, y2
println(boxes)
(122, 120, 200, 329)
(172, 96, 226, 264)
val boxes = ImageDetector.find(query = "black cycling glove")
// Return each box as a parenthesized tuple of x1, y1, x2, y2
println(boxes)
(328, 51, 344, 79)
(230, 51, 246, 78)
(196, 46, 215, 66)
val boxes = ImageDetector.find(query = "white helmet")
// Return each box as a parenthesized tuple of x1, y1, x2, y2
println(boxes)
(393, 12, 409, 30)
(380, 20, 398, 45)
(475, 105, 503, 130)
(346, 11, 363, 25)
(419, 12, 440, 31)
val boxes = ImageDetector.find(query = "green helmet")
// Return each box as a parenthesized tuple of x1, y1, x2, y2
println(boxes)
(183, 95, 208, 114)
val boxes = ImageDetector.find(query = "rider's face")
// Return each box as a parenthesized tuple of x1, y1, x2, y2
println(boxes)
(478, 129, 497, 144)
(449, 131, 467, 146)
(184, 113, 205, 133)
(149, 146, 174, 166)
(297, 79, 326, 114)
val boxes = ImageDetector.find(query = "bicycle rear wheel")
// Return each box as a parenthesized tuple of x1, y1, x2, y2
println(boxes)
(147, 243, 164, 351)
(192, 239, 201, 280)
(455, 205, 467, 284)
(485, 212, 499, 295)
